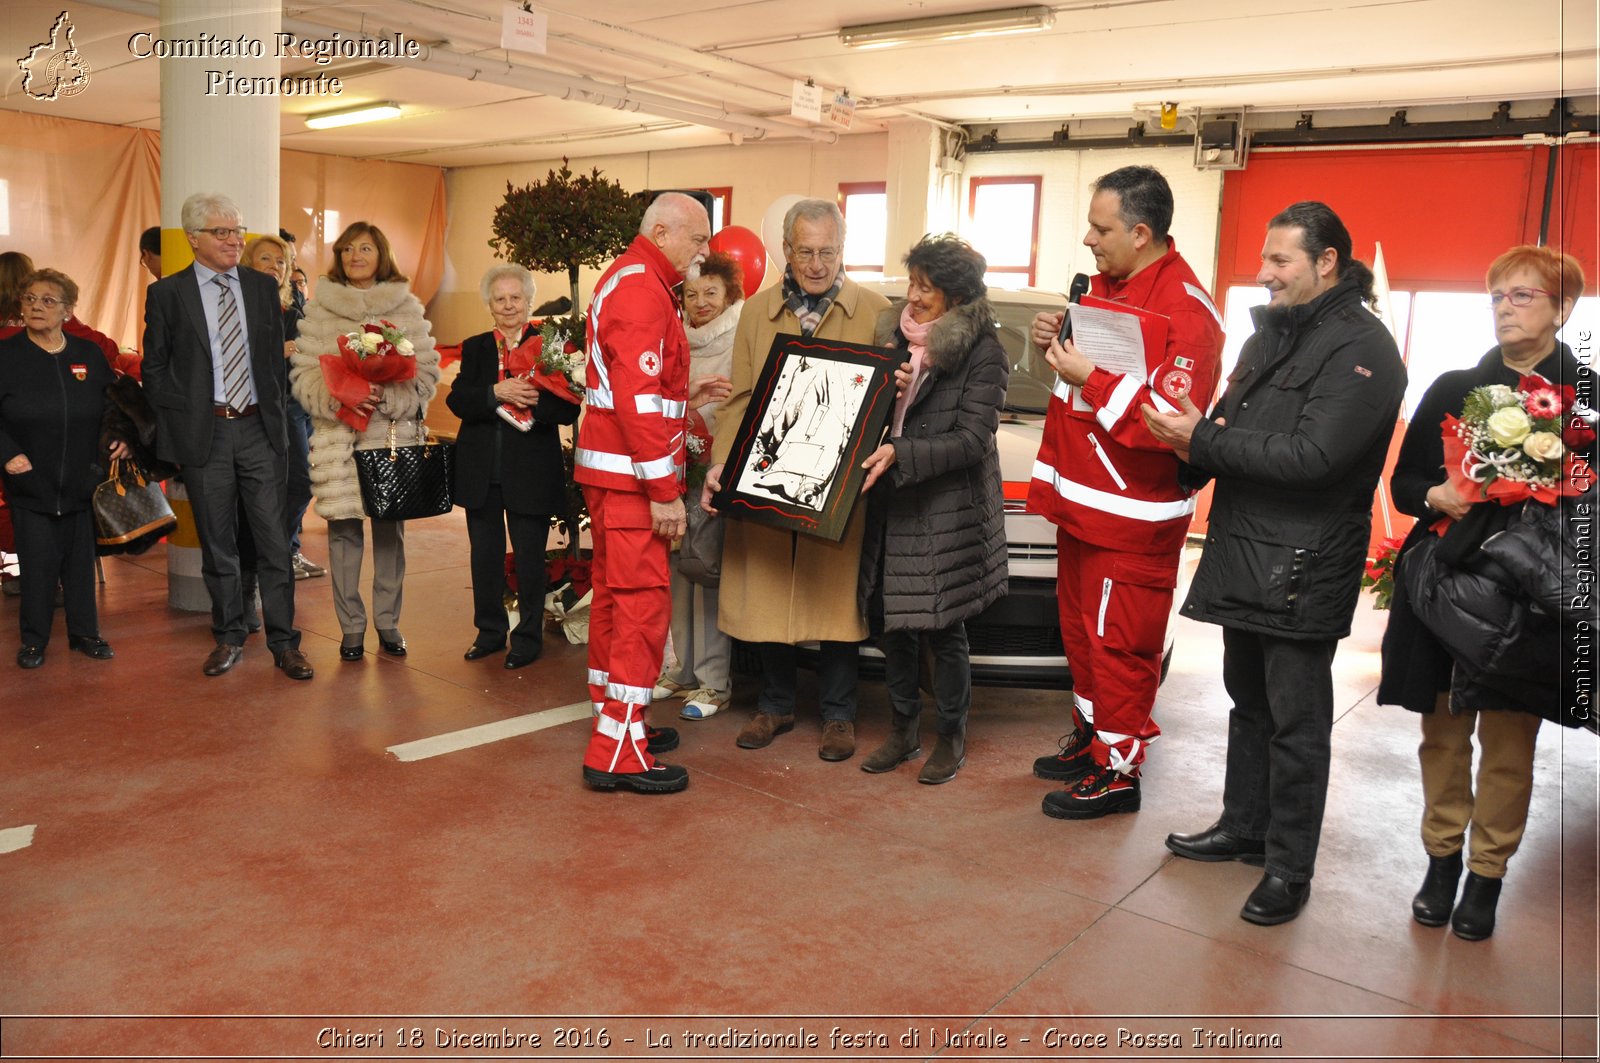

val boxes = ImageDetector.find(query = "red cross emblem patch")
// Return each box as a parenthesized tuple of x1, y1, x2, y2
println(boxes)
(639, 351, 661, 376)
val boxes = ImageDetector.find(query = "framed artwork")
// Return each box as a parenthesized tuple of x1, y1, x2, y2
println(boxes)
(713, 333, 900, 542)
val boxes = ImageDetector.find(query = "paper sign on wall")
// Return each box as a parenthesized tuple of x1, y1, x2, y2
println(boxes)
(791, 80, 823, 122)
(502, 4, 548, 54)
(828, 92, 855, 130)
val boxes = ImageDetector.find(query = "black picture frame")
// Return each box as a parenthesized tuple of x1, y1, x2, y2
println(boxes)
(712, 333, 900, 542)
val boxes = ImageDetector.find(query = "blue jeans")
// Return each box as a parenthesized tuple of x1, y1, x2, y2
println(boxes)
(1218, 627, 1338, 883)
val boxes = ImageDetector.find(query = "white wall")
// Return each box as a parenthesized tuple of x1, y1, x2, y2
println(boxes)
(962, 146, 1225, 296)
(435, 135, 889, 343)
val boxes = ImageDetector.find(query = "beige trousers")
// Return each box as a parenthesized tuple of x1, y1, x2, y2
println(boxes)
(326, 517, 406, 636)
(1418, 693, 1542, 879)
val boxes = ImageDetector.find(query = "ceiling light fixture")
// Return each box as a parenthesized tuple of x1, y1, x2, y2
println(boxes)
(304, 101, 403, 130)
(839, 5, 1054, 49)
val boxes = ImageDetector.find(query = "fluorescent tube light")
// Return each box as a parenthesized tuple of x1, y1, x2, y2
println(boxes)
(304, 102, 402, 130)
(839, 5, 1053, 49)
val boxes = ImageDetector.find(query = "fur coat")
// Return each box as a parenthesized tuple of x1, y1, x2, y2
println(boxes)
(290, 280, 440, 522)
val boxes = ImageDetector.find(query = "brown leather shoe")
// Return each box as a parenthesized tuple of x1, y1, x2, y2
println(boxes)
(818, 719, 856, 762)
(202, 643, 243, 676)
(735, 711, 794, 749)
(274, 647, 315, 680)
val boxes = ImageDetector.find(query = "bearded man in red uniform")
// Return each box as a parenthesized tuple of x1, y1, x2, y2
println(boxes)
(577, 192, 722, 794)
(1026, 165, 1225, 819)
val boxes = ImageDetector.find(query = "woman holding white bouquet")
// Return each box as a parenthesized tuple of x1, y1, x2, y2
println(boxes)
(1379, 244, 1595, 941)
(291, 222, 440, 661)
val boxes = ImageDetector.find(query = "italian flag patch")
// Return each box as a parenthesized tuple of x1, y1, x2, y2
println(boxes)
(1174, 356, 1195, 370)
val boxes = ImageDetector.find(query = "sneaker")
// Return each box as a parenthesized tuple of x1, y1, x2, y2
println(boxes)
(1042, 764, 1141, 820)
(679, 688, 727, 720)
(292, 553, 326, 580)
(1033, 729, 1094, 782)
(651, 673, 692, 700)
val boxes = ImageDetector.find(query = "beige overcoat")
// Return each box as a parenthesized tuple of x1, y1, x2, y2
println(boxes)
(710, 276, 892, 644)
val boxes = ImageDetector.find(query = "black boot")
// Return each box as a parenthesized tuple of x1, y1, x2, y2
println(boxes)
(1412, 851, 1463, 927)
(861, 713, 921, 774)
(918, 729, 965, 785)
(1451, 871, 1502, 941)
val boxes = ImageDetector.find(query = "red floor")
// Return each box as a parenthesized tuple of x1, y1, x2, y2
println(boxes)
(1, 513, 1595, 1061)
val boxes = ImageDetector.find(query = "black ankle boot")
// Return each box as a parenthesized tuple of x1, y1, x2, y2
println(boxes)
(1450, 871, 1502, 941)
(1412, 851, 1463, 927)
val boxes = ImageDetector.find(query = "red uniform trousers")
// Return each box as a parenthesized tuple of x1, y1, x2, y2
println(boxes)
(582, 486, 673, 775)
(1055, 531, 1179, 775)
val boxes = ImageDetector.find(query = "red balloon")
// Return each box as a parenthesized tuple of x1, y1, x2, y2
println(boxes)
(707, 224, 766, 293)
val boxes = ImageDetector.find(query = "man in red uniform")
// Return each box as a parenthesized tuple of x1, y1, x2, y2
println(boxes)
(1026, 165, 1224, 819)
(577, 192, 715, 794)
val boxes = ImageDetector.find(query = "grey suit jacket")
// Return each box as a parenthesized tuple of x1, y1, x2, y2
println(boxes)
(142, 264, 288, 466)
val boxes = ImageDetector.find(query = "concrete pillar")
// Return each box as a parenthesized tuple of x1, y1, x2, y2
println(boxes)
(156, 0, 281, 611)
(884, 117, 964, 263)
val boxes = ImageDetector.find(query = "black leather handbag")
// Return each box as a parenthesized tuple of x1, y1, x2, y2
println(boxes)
(93, 459, 177, 553)
(354, 420, 455, 521)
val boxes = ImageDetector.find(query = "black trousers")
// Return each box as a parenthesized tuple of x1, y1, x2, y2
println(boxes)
(13, 507, 97, 648)
(1218, 626, 1338, 883)
(180, 416, 299, 653)
(756, 639, 860, 721)
(465, 483, 551, 656)
(881, 624, 971, 735)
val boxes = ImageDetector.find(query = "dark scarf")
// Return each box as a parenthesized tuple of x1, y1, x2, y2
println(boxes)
(781, 267, 844, 337)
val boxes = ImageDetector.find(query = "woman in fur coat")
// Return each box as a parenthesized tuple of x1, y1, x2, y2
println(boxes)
(290, 222, 439, 661)
(856, 234, 1009, 784)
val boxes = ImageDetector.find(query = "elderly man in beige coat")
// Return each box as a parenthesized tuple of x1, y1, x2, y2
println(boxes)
(702, 199, 891, 761)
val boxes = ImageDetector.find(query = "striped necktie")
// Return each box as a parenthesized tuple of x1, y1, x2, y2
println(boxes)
(214, 275, 251, 410)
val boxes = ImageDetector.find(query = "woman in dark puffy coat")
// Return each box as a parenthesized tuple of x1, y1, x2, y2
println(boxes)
(857, 234, 1008, 784)
(1380, 244, 1595, 942)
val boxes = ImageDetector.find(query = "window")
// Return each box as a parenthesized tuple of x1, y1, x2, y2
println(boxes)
(696, 186, 732, 231)
(838, 182, 886, 280)
(966, 176, 1041, 288)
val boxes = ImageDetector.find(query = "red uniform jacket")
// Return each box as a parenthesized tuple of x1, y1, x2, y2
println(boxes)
(574, 236, 691, 503)
(1028, 241, 1224, 555)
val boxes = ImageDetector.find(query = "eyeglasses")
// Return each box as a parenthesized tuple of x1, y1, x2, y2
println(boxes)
(788, 246, 840, 265)
(194, 226, 247, 241)
(1489, 287, 1554, 307)
(20, 294, 62, 308)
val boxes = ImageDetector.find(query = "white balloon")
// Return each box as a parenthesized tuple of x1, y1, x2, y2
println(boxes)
(759, 194, 807, 282)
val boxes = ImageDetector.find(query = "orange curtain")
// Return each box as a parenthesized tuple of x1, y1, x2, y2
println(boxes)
(0, 112, 447, 350)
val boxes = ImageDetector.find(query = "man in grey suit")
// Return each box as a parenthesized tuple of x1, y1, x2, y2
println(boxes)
(143, 192, 313, 679)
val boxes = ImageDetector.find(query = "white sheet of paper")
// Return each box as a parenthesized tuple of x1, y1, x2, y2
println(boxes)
(1067, 303, 1147, 412)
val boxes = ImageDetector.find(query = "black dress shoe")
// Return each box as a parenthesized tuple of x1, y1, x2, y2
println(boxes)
(202, 643, 244, 676)
(1240, 873, 1311, 925)
(339, 636, 365, 662)
(1165, 822, 1267, 864)
(16, 645, 44, 669)
(464, 640, 505, 661)
(1412, 851, 1464, 927)
(378, 631, 407, 657)
(1451, 871, 1503, 941)
(67, 635, 114, 660)
(504, 649, 540, 669)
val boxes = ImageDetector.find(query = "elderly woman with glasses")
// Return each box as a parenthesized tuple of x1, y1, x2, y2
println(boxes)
(1379, 244, 1595, 941)
(0, 269, 130, 668)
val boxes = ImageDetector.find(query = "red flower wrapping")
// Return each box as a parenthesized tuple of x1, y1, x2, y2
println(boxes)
(501, 335, 582, 410)
(1434, 412, 1596, 534)
(321, 332, 418, 432)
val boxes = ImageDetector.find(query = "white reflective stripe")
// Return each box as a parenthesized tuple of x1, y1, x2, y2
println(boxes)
(1101, 733, 1146, 774)
(1096, 374, 1142, 431)
(635, 394, 687, 418)
(633, 454, 677, 481)
(587, 668, 608, 687)
(1052, 378, 1073, 405)
(1147, 389, 1179, 415)
(576, 448, 635, 474)
(587, 385, 615, 411)
(1087, 434, 1128, 491)
(1183, 282, 1224, 328)
(1073, 692, 1095, 726)
(596, 714, 648, 741)
(586, 264, 647, 407)
(1033, 460, 1195, 522)
(592, 702, 604, 717)
(606, 680, 653, 707)
(1097, 577, 1113, 638)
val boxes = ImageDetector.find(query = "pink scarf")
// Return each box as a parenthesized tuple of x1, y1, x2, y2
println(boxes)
(891, 303, 936, 438)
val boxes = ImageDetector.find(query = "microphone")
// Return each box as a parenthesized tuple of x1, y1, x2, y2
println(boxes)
(1056, 273, 1090, 344)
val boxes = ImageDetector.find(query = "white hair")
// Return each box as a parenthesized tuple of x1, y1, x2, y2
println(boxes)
(480, 263, 535, 305)
(783, 198, 845, 246)
(639, 192, 708, 236)
(181, 192, 242, 232)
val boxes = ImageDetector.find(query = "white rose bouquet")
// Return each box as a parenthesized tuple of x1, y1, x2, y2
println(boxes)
(322, 319, 419, 431)
(1440, 374, 1595, 510)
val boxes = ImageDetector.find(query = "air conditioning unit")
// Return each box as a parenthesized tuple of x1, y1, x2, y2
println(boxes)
(1194, 113, 1249, 170)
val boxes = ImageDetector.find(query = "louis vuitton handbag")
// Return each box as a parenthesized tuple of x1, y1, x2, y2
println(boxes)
(93, 459, 177, 550)
(354, 420, 455, 521)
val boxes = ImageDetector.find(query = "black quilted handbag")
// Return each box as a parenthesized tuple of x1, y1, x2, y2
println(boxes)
(93, 459, 177, 552)
(354, 420, 455, 521)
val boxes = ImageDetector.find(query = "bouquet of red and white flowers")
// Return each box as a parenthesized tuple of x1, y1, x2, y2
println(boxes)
(1440, 374, 1595, 509)
(494, 318, 586, 432)
(321, 320, 418, 431)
